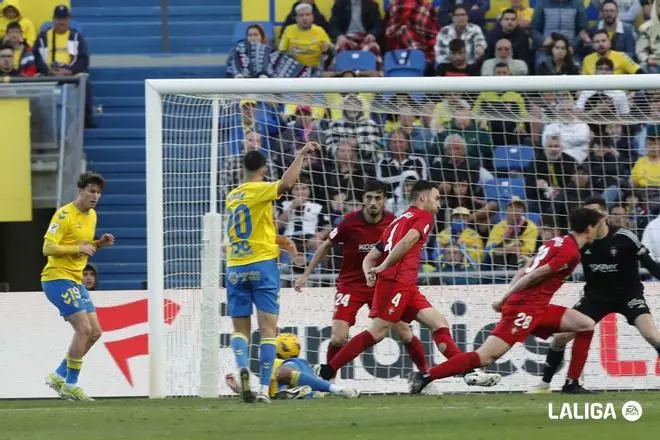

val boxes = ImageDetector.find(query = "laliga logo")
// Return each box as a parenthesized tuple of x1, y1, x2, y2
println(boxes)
(96, 299, 181, 386)
(548, 400, 642, 422)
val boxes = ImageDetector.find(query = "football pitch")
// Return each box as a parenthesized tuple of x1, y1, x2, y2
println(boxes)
(1, 392, 659, 440)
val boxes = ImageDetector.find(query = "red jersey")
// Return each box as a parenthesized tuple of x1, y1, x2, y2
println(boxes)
(329, 209, 395, 292)
(375, 207, 434, 285)
(505, 235, 581, 309)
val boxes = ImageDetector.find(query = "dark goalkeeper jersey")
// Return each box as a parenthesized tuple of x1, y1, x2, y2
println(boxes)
(581, 226, 660, 302)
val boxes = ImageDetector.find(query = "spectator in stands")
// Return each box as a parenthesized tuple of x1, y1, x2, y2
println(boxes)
(553, 166, 595, 227)
(642, 208, 660, 259)
(325, 137, 373, 205)
(531, 0, 589, 52)
(632, 125, 660, 212)
(542, 102, 591, 162)
(386, 103, 435, 155)
(438, 243, 478, 274)
(281, 0, 337, 41)
(486, 9, 533, 69)
(2, 22, 36, 76)
(330, 0, 383, 69)
(377, 128, 428, 192)
(615, 0, 644, 27)
(435, 100, 494, 169)
(583, 29, 642, 74)
(438, 206, 485, 264)
(486, 197, 539, 268)
(222, 133, 278, 197)
(435, 5, 487, 67)
(585, 1, 636, 59)
(0, 0, 35, 45)
(443, 173, 497, 237)
(82, 264, 97, 291)
(538, 215, 562, 242)
(33, 5, 95, 128)
(598, 122, 637, 165)
(481, 38, 528, 75)
(385, 0, 439, 65)
(642, 0, 654, 20)
(526, 133, 577, 210)
(534, 33, 580, 75)
(637, 0, 660, 73)
(280, 3, 334, 69)
(280, 105, 324, 165)
(325, 93, 381, 161)
(0, 42, 18, 76)
(473, 63, 528, 145)
(577, 58, 631, 121)
(435, 38, 481, 76)
(588, 138, 628, 203)
(610, 203, 635, 228)
(438, 0, 488, 28)
(505, 0, 534, 30)
(624, 190, 652, 232)
(431, 134, 482, 192)
(387, 170, 419, 216)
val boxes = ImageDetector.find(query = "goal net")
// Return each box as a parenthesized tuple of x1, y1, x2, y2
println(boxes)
(146, 75, 660, 398)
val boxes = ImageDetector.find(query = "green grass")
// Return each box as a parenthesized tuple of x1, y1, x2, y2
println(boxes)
(1, 392, 659, 440)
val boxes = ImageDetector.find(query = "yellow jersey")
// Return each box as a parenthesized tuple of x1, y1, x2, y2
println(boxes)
(582, 50, 640, 75)
(269, 358, 285, 397)
(225, 181, 280, 267)
(631, 157, 660, 188)
(278, 24, 331, 67)
(41, 202, 97, 284)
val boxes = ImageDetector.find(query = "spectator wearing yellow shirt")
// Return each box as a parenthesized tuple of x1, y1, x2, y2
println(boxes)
(486, 197, 539, 268)
(502, 0, 534, 30)
(0, 0, 36, 45)
(438, 207, 485, 265)
(279, 3, 333, 68)
(632, 126, 660, 196)
(582, 30, 642, 74)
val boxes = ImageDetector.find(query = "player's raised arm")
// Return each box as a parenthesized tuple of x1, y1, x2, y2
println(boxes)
(278, 142, 320, 195)
(294, 238, 333, 292)
(370, 229, 421, 274)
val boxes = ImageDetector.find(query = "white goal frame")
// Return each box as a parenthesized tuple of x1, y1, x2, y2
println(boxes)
(145, 74, 660, 399)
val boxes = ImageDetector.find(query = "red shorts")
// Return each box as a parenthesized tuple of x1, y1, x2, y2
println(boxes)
(491, 304, 568, 346)
(369, 278, 432, 323)
(332, 287, 373, 326)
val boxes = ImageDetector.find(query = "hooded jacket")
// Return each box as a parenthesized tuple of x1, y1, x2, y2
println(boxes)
(33, 27, 89, 74)
(637, 1, 660, 64)
(0, 0, 36, 45)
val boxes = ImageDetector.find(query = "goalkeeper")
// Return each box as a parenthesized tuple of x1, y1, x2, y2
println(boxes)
(226, 333, 360, 400)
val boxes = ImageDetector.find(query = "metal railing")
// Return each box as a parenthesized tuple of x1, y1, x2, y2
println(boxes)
(0, 75, 87, 207)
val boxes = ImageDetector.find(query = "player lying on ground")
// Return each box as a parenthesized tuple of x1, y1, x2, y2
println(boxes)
(528, 197, 660, 394)
(43, 172, 115, 401)
(226, 333, 359, 399)
(226, 143, 319, 404)
(319, 181, 501, 387)
(409, 207, 605, 394)
(294, 180, 431, 377)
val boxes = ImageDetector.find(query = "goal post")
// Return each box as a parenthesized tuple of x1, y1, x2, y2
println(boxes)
(146, 75, 660, 398)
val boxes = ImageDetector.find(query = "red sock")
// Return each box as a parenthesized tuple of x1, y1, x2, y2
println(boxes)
(329, 331, 376, 371)
(433, 327, 462, 359)
(404, 336, 429, 372)
(326, 343, 341, 364)
(429, 351, 481, 380)
(567, 330, 594, 381)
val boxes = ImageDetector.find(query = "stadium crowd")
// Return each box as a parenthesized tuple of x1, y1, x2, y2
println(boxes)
(224, 0, 660, 282)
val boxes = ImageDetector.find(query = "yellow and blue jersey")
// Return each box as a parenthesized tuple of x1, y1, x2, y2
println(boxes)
(41, 202, 97, 284)
(269, 357, 315, 398)
(225, 181, 280, 267)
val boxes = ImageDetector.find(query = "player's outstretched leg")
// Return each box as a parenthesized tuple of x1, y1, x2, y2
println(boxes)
(277, 367, 359, 399)
(410, 335, 510, 395)
(527, 332, 574, 394)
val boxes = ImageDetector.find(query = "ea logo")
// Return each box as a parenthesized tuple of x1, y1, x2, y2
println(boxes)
(621, 401, 642, 422)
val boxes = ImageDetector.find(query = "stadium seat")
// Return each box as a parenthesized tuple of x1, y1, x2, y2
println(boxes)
(383, 49, 426, 77)
(335, 50, 377, 72)
(40, 20, 82, 34)
(483, 177, 526, 207)
(233, 21, 275, 43)
(493, 145, 535, 172)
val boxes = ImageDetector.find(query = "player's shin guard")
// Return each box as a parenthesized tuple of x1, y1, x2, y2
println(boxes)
(291, 370, 330, 393)
(329, 331, 376, 372)
(404, 336, 429, 372)
(230, 332, 250, 370)
(65, 358, 83, 385)
(567, 331, 594, 382)
(428, 352, 481, 380)
(542, 343, 566, 384)
(55, 357, 68, 378)
(259, 338, 277, 391)
(432, 328, 461, 359)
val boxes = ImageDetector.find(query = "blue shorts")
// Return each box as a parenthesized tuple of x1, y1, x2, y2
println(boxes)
(43, 279, 95, 318)
(281, 358, 314, 376)
(226, 258, 279, 317)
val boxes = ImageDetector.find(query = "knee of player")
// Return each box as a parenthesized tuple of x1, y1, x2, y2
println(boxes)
(90, 328, 103, 342)
(579, 318, 596, 332)
(75, 322, 94, 338)
(276, 367, 293, 385)
(329, 333, 348, 347)
(395, 326, 413, 344)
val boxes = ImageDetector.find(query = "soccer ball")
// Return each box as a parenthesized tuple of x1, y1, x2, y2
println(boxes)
(276, 333, 301, 359)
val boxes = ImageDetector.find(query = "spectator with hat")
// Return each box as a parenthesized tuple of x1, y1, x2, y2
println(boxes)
(438, 206, 485, 265)
(0, 0, 36, 45)
(33, 5, 95, 128)
(486, 196, 539, 269)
